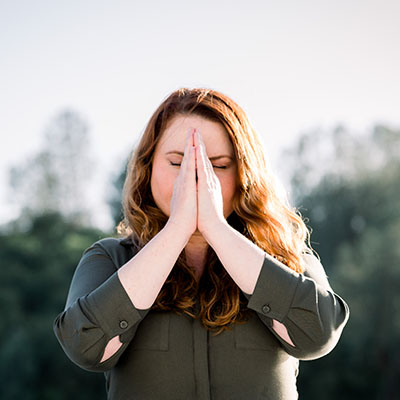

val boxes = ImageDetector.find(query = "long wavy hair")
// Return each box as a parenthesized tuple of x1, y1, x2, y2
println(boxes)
(118, 88, 311, 333)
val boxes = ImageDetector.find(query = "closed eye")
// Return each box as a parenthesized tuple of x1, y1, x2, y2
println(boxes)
(170, 162, 227, 169)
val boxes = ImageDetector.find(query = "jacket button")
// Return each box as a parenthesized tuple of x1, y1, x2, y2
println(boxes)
(262, 304, 271, 314)
(119, 320, 128, 329)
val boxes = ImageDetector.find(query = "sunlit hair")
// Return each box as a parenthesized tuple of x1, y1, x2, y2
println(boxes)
(118, 88, 312, 333)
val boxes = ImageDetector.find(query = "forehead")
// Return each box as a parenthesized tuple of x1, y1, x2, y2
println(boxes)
(157, 114, 234, 154)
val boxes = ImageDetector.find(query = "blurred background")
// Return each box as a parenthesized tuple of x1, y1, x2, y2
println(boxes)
(1, 1, 399, 399)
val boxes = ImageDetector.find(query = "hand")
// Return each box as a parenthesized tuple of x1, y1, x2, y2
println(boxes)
(194, 129, 226, 235)
(168, 128, 198, 238)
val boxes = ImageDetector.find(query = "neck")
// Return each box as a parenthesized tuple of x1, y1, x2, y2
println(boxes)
(185, 231, 208, 279)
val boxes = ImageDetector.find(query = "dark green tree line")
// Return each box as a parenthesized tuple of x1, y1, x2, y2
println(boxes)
(1, 109, 108, 399)
(0, 212, 107, 399)
(286, 125, 400, 399)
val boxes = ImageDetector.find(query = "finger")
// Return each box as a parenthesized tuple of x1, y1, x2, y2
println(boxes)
(181, 139, 196, 187)
(172, 144, 196, 198)
(193, 128, 200, 148)
(197, 130, 216, 173)
(185, 144, 196, 183)
(196, 129, 214, 169)
(182, 128, 194, 162)
(197, 129, 208, 154)
(196, 141, 213, 185)
(195, 129, 211, 163)
(180, 128, 195, 172)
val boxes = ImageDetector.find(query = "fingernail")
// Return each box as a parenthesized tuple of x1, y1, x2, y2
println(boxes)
(192, 129, 196, 146)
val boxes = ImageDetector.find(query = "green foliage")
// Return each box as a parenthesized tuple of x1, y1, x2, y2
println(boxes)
(0, 212, 107, 400)
(292, 125, 400, 399)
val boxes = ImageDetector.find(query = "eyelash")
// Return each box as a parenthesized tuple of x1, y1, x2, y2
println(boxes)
(170, 162, 227, 169)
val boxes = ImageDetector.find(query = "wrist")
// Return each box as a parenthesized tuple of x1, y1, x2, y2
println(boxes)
(200, 218, 231, 247)
(165, 218, 194, 245)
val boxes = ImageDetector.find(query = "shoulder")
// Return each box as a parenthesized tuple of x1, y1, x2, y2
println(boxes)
(82, 236, 138, 269)
(93, 236, 130, 248)
(302, 252, 322, 271)
(301, 252, 332, 289)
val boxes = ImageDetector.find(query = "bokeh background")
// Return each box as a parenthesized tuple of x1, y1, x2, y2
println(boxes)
(1, 1, 399, 399)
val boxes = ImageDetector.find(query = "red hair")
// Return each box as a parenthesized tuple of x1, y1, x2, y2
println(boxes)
(118, 88, 311, 333)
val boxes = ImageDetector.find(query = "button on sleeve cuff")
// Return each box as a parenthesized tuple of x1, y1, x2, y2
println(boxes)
(85, 271, 149, 342)
(247, 253, 300, 322)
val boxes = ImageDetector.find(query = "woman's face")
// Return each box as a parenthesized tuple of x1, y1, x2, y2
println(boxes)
(150, 114, 238, 219)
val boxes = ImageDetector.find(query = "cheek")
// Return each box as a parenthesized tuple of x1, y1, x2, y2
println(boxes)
(219, 173, 238, 207)
(150, 167, 176, 213)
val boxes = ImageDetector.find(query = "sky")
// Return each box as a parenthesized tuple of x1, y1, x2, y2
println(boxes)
(1, 0, 399, 230)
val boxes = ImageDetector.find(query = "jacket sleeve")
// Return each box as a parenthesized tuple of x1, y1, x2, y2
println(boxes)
(53, 242, 149, 372)
(245, 252, 349, 360)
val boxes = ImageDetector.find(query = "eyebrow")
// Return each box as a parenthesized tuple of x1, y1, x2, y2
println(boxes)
(165, 151, 234, 161)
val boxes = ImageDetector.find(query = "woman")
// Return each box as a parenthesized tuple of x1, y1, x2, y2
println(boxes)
(54, 88, 349, 399)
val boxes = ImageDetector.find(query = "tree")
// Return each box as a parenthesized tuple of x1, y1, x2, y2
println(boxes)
(0, 212, 107, 400)
(286, 125, 400, 399)
(9, 110, 94, 226)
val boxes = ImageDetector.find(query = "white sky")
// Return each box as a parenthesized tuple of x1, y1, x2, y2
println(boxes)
(1, 0, 399, 230)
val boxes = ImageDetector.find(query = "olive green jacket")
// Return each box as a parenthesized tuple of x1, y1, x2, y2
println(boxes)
(54, 237, 349, 400)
